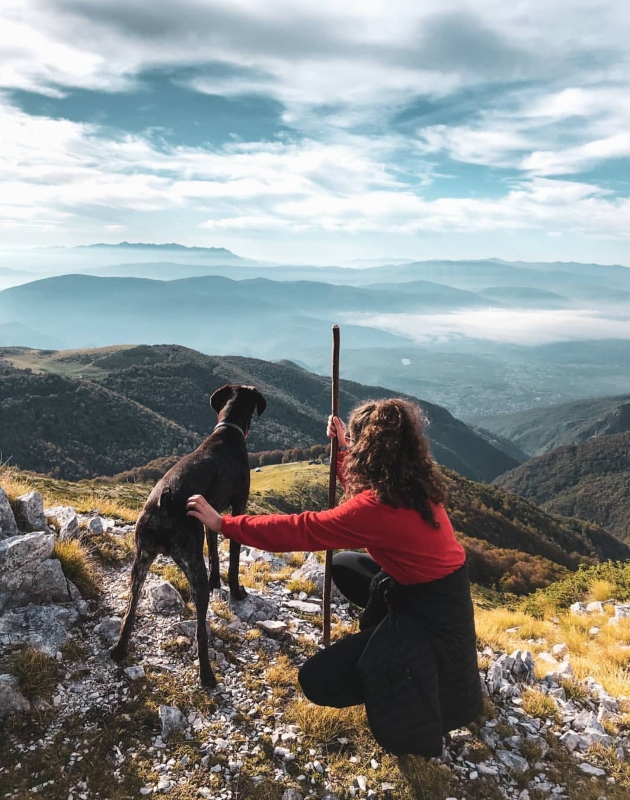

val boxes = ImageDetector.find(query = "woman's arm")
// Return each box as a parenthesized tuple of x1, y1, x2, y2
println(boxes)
(187, 492, 378, 553)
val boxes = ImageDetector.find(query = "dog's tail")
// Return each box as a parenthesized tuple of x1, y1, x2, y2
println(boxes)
(157, 487, 173, 510)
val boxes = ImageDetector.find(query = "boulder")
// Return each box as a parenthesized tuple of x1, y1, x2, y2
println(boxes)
(149, 581, 186, 616)
(257, 620, 288, 636)
(87, 516, 104, 535)
(0, 674, 30, 719)
(291, 553, 325, 593)
(228, 591, 279, 624)
(13, 492, 46, 533)
(0, 487, 18, 539)
(46, 506, 79, 540)
(0, 604, 78, 654)
(578, 763, 606, 778)
(285, 600, 321, 614)
(496, 750, 529, 773)
(608, 604, 630, 624)
(0, 533, 69, 611)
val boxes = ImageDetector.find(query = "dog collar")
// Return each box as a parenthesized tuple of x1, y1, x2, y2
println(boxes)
(214, 421, 246, 438)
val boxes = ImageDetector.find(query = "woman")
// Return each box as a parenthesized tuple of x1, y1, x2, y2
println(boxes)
(187, 399, 482, 756)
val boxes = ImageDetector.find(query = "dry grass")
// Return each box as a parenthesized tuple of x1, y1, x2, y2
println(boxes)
(52, 537, 102, 599)
(590, 579, 616, 602)
(91, 531, 136, 564)
(287, 578, 318, 596)
(475, 605, 630, 700)
(521, 687, 559, 722)
(266, 655, 298, 690)
(0, 465, 33, 508)
(330, 618, 360, 642)
(150, 562, 191, 603)
(284, 698, 368, 747)
(210, 600, 235, 621)
(7, 646, 63, 702)
(240, 560, 271, 591)
(0, 463, 144, 523)
(285, 551, 306, 567)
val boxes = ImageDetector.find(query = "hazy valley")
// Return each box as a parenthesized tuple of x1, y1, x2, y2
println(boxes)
(1, 244, 630, 417)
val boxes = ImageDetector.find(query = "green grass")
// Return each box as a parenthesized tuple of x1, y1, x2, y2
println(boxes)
(250, 461, 329, 493)
(0, 345, 134, 378)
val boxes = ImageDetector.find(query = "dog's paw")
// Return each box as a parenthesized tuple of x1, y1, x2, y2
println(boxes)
(230, 584, 248, 601)
(208, 575, 222, 592)
(200, 669, 218, 690)
(109, 644, 126, 663)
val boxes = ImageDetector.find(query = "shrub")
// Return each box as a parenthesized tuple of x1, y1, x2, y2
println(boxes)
(521, 561, 630, 616)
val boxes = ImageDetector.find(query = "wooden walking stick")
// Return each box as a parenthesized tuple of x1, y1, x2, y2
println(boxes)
(323, 324, 340, 647)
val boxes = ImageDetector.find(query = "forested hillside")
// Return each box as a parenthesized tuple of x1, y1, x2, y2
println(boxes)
(0, 344, 518, 481)
(494, 431, 630, 542)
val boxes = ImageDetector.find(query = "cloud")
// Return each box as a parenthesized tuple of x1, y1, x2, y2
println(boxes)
(2, 1, 630, 255)
(345, 308, 630, 346)
(2, 93, 630, 242)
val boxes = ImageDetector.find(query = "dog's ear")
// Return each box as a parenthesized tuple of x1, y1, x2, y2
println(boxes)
(210, 385, 234, 414)
(253, 389, 266, 418)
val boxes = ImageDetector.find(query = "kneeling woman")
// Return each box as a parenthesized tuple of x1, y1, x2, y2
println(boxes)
(187, 398, 483, 757)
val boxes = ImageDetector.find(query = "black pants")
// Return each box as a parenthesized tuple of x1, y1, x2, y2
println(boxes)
(298, 551, 380, 707)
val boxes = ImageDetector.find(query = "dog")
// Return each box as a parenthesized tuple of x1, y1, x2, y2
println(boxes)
(110, 384, 266, 688)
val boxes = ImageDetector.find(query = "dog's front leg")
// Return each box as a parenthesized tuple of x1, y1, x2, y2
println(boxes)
(227, 499, 248, 600)
(228, 538, 247, 600)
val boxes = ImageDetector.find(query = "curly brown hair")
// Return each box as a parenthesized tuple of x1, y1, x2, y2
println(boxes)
(343, 398, 446, 528)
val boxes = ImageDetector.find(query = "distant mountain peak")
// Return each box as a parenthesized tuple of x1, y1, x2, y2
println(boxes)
(83, 242, 235, 255)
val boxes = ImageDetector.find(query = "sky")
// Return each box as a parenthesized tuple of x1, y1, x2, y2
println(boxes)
(2, 0, 630, 265)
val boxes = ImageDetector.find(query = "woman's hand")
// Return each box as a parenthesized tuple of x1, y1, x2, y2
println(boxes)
(327, 415, 350, 448)
(186, 495, 222, 532)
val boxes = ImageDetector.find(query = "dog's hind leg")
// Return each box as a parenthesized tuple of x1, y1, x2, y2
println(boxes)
(206, 526, 221, 593)
(111, 546, 156, 662)
(173, 545, 217, 689)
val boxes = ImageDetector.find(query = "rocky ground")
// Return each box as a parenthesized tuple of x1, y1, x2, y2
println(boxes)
(2, 490, 630, 799)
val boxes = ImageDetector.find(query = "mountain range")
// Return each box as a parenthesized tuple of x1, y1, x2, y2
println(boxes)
(2, 245, 630, 418)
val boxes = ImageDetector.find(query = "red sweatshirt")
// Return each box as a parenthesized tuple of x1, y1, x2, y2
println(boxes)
(220, 453, 465, 584)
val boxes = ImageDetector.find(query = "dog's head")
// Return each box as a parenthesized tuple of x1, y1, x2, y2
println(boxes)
(210, 384, 266, 434)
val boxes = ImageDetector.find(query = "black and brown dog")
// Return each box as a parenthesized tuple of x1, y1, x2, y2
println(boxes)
(111, 384, 266, 688)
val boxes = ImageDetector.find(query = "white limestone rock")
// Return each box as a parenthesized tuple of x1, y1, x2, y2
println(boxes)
(149, 581, 186, 616)
(159, 705, 187, 740)
(0, 532, 67, 611)
(87, 516, 104, 535)
(0, 603, 78, 654)
(14, 492, 46, 533)
(94, 616, 123, 644)
(228, 591, 279, 623)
